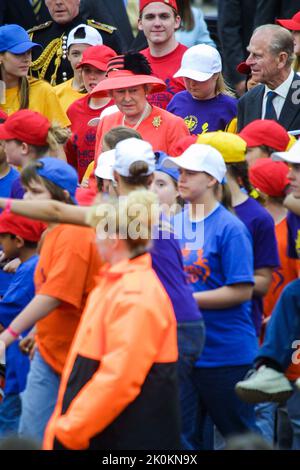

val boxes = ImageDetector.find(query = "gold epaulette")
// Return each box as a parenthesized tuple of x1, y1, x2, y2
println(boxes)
(27, 21, 53, 35)
(87, 19, 117, 35)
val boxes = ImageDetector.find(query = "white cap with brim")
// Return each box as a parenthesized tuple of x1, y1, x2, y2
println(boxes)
(67, 24, 103, 49)
(272, 139, 300, 164)
(88, 105, 119, 126)
(113, 138, 155, 177)
(163, 144, 226, 183)
(174, 44, 222, 82)
(95, 149, 115, 180)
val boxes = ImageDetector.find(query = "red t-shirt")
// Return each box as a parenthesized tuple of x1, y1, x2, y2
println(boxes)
(141, 43, 187, 109)
(66, 95, 113, 182)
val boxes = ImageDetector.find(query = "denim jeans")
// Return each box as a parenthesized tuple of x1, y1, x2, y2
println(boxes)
(277, 384, 300, 450)
(18, 349, 60, 444)
(181, 364, 258, 450)
(0, 394, 21, 439)
(258, 279, 300, 369)
(177, 320, 205, 450)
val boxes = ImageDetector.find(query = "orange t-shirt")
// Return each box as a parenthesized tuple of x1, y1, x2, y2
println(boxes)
(34, 224, 102, 374)
(94, 105, 190, 163)
(262, 217, 300, 380)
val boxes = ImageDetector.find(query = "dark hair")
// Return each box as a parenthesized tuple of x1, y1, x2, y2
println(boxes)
(176, 0, 194, 31)
(103, 126, 142, 150)
(21, 160, 75, 204)
(121, 161, 152, 187)
(226, 161, 253, 195)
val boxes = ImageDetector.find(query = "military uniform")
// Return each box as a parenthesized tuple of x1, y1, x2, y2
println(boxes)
(28, 16, 123, 86)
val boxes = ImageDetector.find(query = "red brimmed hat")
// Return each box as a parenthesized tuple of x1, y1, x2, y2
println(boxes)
(236, 61, 251, 75)
(0, 211, 45, 242)
(76, 45, 116, 71)
(90, 53, 166, 98)
(276, 11, 300, 31)
(238, 119, 290, 151)
(0, 110, 50, 146)
(139, 0, 178, 13)
(249, 158, 290, 198)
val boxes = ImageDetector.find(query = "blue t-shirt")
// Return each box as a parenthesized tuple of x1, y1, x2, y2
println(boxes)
(150, 220, 202, 323)
(0, 255, 38, 395)
(173, 204, 257, 367)
(234, 197, 279, 335)
(167, 91, 237, 135)
(0, 167, 19, 207)
(287, 211, 300, 259)
(10, 176, 25, 200)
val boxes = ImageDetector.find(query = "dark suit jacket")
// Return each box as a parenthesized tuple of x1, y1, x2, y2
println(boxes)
(218, 0, 257, 87)
(237, 72, 300, 131)
(80, 0, 147, 52)
(0, 0, 50, 30)
(255, 0, 300, 26)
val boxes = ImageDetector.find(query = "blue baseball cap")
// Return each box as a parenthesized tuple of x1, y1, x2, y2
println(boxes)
(0, 24, 41, 54)
(37, 157, 78, 204)
(155, 151, 179, 182)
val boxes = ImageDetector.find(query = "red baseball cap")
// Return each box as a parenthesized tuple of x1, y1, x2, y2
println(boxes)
(249, 158, 290, 197)
(172, 135, 197, 156)
(0, 110, 50, 146)
(238, 120, 290, 151)
(0, 211, 45, 242)
(276, 11, 300, 31)
(76, 45, 117, 71)
(236, 61, 251, 75)
(139, 0, 178, 13)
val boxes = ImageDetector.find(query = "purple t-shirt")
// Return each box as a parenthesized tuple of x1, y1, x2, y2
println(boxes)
(10, 176, 25, 199)
(151, 221, 202, 323)
(235, 198, 279, 336)
(167, 91, 237, 135)
(287, 211, 300, 259)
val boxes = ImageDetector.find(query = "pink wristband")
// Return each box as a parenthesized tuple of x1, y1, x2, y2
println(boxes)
(7, 326, 19, 339)
(4, 199, 12, 214)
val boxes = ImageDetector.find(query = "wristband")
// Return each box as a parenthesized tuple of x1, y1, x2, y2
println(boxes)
(7, 326, 20, 339)
(4, 199, 12, 214)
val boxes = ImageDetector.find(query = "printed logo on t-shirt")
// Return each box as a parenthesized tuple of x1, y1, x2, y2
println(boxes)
(182, 247, 210, 284)
(184, 115, 198, 132)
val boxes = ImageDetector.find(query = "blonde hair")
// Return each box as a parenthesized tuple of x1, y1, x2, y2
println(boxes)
(216, 73, 235, 97)
(27, 125, 71, 157)
(87, 190, 159, 256)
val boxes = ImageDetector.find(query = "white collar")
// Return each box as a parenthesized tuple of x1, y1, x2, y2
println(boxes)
(264, 69, 294, 99)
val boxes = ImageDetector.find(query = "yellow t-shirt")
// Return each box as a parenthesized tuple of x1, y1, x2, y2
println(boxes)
(0, 77, 70, 127)
(54, 79, 86, 114)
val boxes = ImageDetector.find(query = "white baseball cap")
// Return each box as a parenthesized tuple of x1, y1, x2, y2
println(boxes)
(67, 24, 103, 49)
(113, 138, 156, 177)
(272, 139, 300, 164)
(95, 149, 115, 180)
(174, 44, 222, 82)
(164, 144, 226, 183)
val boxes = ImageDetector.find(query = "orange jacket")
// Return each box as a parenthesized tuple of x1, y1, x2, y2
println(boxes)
(44, 254, 180, 450)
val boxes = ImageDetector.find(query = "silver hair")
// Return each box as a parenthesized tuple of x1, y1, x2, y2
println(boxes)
(253, 24, 295, 67)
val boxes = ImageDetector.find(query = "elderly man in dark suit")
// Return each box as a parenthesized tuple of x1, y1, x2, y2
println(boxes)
(237, 24, 300, 132)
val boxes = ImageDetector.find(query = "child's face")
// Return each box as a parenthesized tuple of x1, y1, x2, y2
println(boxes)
(4, 140, 23, 166)
(82, 65, 106, 93)
(245, 146, 268, 168)
(184, 75, 218, 100)
(23, 180, 52, 200)
(150, 171, 178, 208)
(0, 234, 19, 259)
(287, 163, 300, 198)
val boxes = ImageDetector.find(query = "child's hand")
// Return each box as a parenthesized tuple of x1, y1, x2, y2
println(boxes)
(3, 258, 21, 273)
(19, 336, 36, 360)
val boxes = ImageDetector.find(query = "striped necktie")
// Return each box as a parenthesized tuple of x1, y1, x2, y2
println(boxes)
(31, 0, 42, 19)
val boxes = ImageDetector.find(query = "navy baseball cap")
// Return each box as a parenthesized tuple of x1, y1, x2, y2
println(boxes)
(155, 151, 179, 182)
(37, 157, 78, 204)
(0, 24, 41, 54)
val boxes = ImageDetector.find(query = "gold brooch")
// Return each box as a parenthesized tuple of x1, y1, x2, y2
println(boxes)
(152, 116, 162, 128)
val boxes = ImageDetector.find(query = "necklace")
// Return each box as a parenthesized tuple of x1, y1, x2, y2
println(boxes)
(122, 102, 151, 130)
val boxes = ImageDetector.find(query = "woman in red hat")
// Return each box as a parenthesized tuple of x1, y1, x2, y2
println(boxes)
(0, 24, 69, 127)
(92, 51, 190, 164)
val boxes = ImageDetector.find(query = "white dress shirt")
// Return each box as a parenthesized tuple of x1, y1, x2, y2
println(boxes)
(262, 69, 295, 119)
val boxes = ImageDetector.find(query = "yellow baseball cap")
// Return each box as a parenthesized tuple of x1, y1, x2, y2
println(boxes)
(196, 131, 246, 163)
